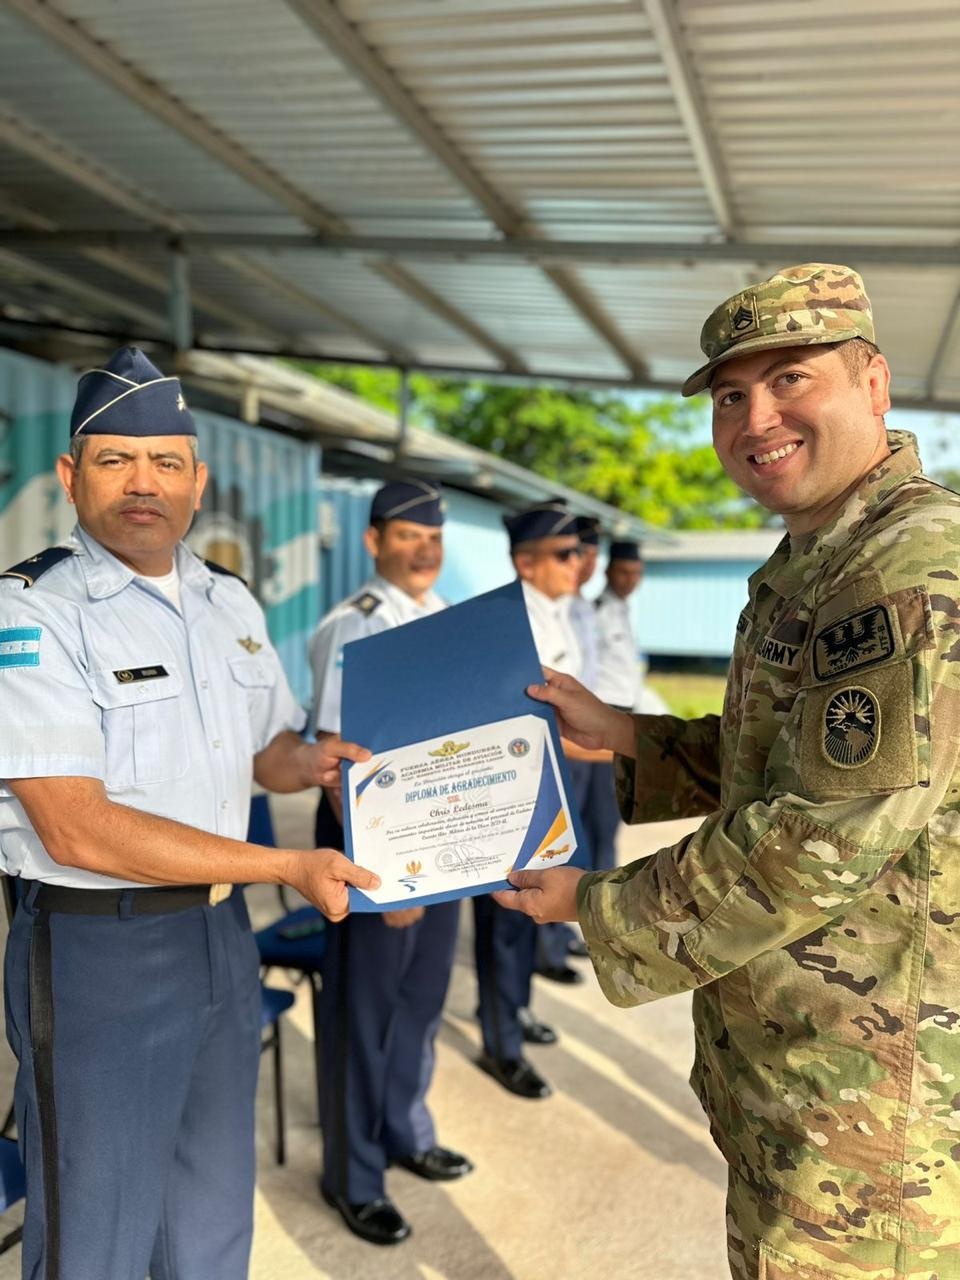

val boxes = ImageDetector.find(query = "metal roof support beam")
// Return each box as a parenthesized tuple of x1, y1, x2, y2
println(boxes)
(375, 261, 529, 374)
(0, 249, 164, 332)
(214, 254, 417, 364)
(5, 315, 960, 415)
(284, 0, 644, 378)
(0, 116, 296, 343)
(641, 0, 736, 237)
(4, 0, 518, 371)
(4, 230, 959, 270)
(925, 286, 960, 402)
(169, 248, 194, 351)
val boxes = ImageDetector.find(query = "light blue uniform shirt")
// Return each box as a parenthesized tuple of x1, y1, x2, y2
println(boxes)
(0, 526, 304, 889)
(568, 594, 599, 693)
(308, 573, 446, 735)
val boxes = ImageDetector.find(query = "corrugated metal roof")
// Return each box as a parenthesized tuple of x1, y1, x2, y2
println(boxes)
(0, 0, 957, 407)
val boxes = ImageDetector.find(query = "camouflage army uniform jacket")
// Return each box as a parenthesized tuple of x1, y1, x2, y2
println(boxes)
(577, 430, 960, 1248)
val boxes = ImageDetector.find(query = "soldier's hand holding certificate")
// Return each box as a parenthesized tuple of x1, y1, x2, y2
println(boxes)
(340, 582, 586, 911)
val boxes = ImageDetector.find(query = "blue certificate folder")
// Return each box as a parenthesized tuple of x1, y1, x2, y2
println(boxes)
(340, 579, 588, 912)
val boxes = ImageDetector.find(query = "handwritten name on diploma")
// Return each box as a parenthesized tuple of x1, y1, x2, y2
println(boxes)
(346, 714, 577, 907)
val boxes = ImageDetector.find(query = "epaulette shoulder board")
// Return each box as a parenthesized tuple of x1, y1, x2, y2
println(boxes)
(204, 559, 248, 586)
(351, 591, 382, 617)
(0, 546, 74, 588)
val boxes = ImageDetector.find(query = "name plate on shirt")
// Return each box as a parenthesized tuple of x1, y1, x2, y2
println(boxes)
(346, 715, 578, 910)
(113, 665, 169, 684)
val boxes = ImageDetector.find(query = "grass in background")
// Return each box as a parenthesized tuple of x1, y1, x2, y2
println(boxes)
(647, 672, 727, 719)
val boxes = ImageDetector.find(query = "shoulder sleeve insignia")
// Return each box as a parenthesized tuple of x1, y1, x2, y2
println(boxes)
(822, 686, 880, 768)
(351, 592, 382, 616)
(204, 558, 247, 586)
(0, 546, 74, 588)
(813, 604, 895, 682)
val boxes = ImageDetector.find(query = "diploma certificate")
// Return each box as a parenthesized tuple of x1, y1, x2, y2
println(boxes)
(346, 713, 578, 907)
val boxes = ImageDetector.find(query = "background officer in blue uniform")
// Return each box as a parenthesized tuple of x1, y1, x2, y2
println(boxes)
(473, 502, 584, 1099)
(308, 480, 473, 1248)
(0, 347, 378, 1280)
(587, 539, 666, 871)
(539, 513, 602, 966)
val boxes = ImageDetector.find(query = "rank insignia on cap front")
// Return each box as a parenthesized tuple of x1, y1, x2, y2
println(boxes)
(732, 302, 758, 333)
(813, 605, 895, 682)
(822, 687, 880, 768)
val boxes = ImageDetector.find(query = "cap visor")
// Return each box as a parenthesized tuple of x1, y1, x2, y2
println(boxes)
(681, 327, 867, 398)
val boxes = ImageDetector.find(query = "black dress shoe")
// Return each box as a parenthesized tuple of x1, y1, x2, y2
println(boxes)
(477, 1053, 552, 1099)
(395, 1145, 475, 1181)
(537, 963, 584, 985)
(567, 937, 590, 958)
(320, 1185, 411, 1246)
(518, 1006, 558, 1046)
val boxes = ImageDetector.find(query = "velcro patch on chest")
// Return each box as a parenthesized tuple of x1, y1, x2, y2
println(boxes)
(114, 665, 169, 683)
(813, 604, 895, 681)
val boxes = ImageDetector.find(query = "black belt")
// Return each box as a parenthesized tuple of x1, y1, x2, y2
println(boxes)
(23, 882, 218, 917)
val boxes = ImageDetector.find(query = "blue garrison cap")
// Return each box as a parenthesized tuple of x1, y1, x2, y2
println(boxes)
(503, 502, 579, 549)
(575, 515, 601, 546)
(608, 540, 643, 563)
(70, 346, 196, 438)
(369, 479, 445, 527)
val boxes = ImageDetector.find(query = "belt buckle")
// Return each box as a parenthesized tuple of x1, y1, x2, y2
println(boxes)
(208, 882, 232, 906)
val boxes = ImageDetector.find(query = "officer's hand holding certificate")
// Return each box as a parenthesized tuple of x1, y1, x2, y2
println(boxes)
(340, 582, 586, 912)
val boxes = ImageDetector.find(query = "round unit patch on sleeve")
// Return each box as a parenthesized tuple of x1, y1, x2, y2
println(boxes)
(821, 686, 881, 768)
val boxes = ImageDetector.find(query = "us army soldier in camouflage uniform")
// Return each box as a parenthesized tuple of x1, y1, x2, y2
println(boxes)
(495, 264, 960, 1279)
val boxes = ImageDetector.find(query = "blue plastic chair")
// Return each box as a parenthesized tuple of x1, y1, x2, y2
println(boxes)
(260, 985, 296, 1165)
(0, 1137, 24, 1254)
(255, 908, 327, 1125)
(0, 879, 26, 1253)
(247, 796, 328, 1123)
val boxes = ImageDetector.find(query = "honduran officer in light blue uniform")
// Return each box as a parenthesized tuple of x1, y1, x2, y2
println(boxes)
(0, 347, 377, 1280)
(473, 501, 584, 1101)
(308, 480, 473, 1248)
(538, 513, 602, 970)
(585, 538, 667, 872)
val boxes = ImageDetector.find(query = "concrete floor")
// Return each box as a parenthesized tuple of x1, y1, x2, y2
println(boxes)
(0, 798, 730, 1280)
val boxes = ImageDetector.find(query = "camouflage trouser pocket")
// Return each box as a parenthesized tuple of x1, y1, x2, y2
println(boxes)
(758, 1243, 842, 1279)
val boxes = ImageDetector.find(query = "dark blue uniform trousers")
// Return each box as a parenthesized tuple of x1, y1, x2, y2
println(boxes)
(4, 885, 261, 1280)
(315, 796, 459, 1204)
(473, 895, 537, 1062)
(537, 758, 594, 970)
(577, 760, 622, 873)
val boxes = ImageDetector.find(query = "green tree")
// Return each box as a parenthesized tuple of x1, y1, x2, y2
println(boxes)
(294, 363, 772, 530)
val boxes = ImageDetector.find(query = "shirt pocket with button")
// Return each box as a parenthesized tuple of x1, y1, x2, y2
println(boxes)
(227, 655, 278, 757)
(90, 665, 189, 789)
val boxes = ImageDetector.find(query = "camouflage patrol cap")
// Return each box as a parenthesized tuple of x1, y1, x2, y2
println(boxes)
(681, 263, 875, 397)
